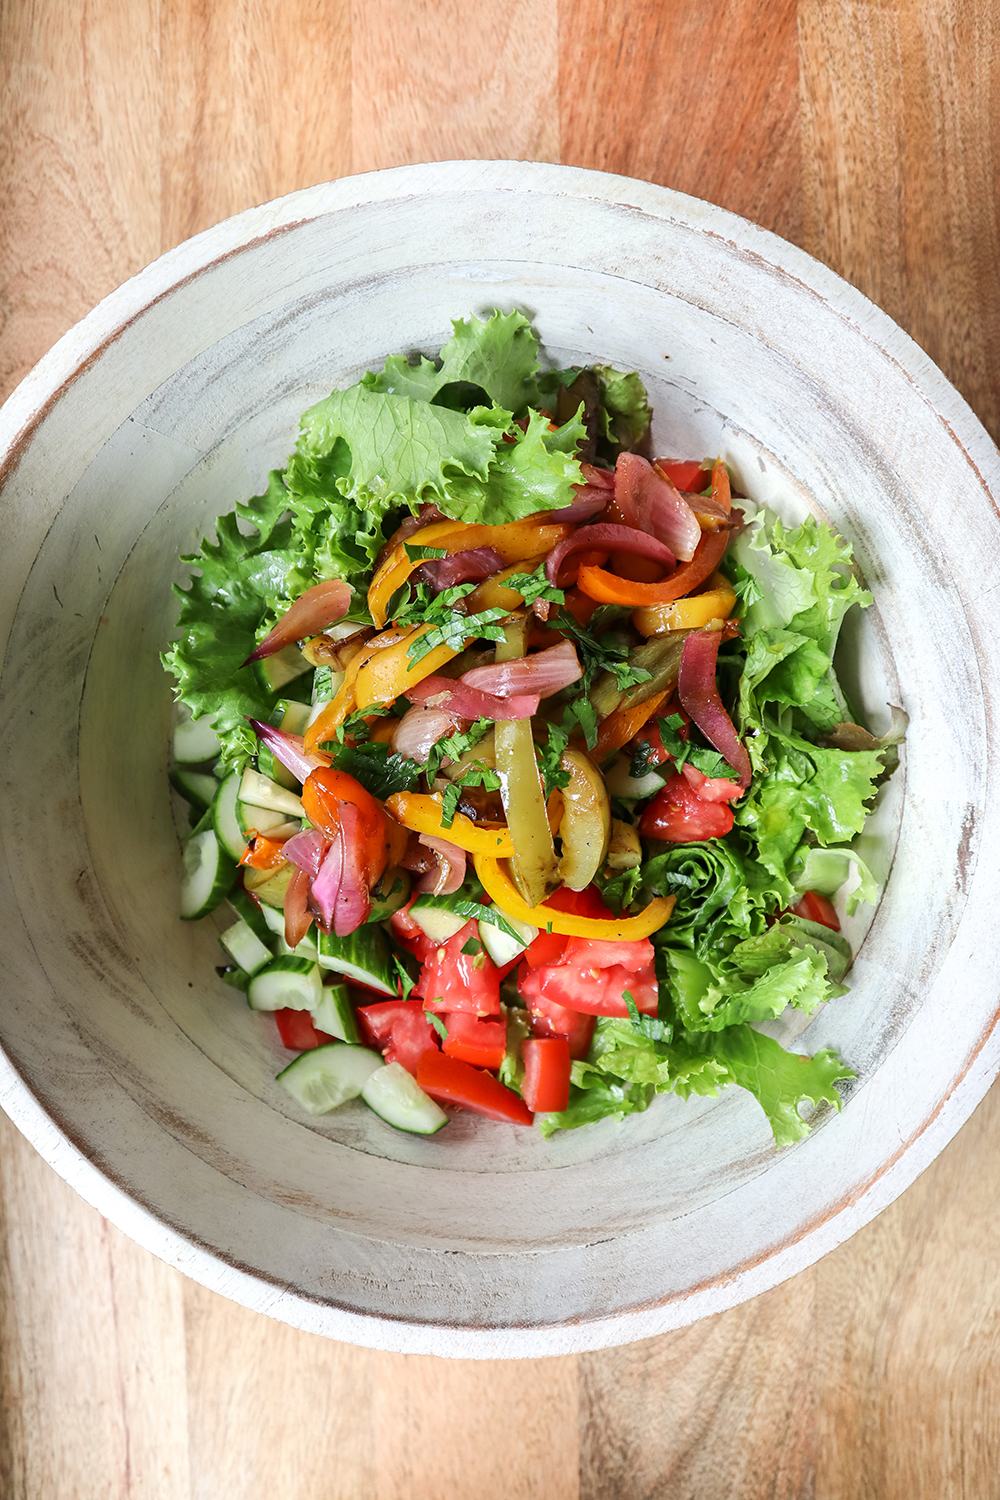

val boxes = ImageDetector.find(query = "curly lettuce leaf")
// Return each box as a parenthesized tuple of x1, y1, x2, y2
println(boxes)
(365, 310, 543, 413)
(445, 406, 586, 524)
(162, 497, 297, 773)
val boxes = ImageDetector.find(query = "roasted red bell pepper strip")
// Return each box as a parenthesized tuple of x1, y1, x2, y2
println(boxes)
(521, 1038, 571, 1113)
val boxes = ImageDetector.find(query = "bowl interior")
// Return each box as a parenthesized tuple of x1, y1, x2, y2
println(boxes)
(1, 165, 996, 1352)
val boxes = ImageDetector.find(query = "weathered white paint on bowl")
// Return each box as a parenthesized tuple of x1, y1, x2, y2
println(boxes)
(1, 161, 998, 1358)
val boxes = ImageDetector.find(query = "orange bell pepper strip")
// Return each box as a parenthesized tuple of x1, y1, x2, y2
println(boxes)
(367, 519, 573, 626)
(712, 457, 732, 514)
(386, 791, 515, 857)
(303, 624, 416, 752)
(632, 572, 737, 637)
(239, 833, 289, 871)
(594, 688, 671, 762)
(576, 529, 730, 607)
(473, 854, 675, 939)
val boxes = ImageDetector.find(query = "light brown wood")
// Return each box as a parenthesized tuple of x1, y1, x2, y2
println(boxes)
(3, 0, 1000, 1494)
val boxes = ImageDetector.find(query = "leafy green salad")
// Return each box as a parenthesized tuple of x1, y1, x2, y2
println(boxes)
(164, 310, 903, 1147)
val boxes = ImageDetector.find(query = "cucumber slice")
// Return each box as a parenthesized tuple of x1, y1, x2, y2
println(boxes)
(212, 771, 246, 860)
(169, 768, 218, 812)
(277, 1042, 383, 1115)
(217, 965, 250, 993)
(479, 911, 537, 968)
(227, 888, 273, 944)
(219, 918, 272, 976)
(173, 707, 222, 764)
(408, 905, 468, 943)
(254, 643, 311, 694)
(239, 768, 304, 819)
(278, 699, 312, 736)
(257, 744, 298, 793)
(247, 956, 323, 1012)
(238, 803, 299, 838)
(180, 830, 236, 919)
(259, 901, 320, 961)
(317, 925, 396, 994)
(311, 982, 360, 1044)
(361, 1061, 449, 1135)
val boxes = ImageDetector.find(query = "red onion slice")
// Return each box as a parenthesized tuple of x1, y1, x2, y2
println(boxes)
(283, 828, 331, 876)
(311, 829, 344, 932)
(390, 706, 464, 764)
(407, 675, 540, 721)
(243, 579, 352, 665)
(461, 639, 582, 700)
(416, 546, 504, 592)
(678, 631, 752, 787)
(248, 720, 332, 784)
(616, 453, 702, 562)
(544, 523, 675, 584)
(332, 801, 372, 936)
(283, 866, 315, 948)
(416, 836, 468, 895)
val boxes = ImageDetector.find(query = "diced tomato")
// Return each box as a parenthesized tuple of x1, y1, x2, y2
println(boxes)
(523, 929, 569, 969)
(544, 885, 612, 918)
(416, 1051, 533, 1125)
(526, 994, 596, 1059)
(639, 772, 735, 842)
(521, 1038, 571, 1113)
(274, 1008, 333, 1051)
(656, 459, 708, 494)
(414, 920, 502, 1015)
(679, 761, 743, 803)
(791, 890, 841, 932)
(518, 933, 659, 1019)
(389, 901, 436, 962)
(441, 1011, 507, 1071)
(356, 999, 440, 1076)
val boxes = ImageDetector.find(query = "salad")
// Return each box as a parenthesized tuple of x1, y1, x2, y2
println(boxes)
(164, 311, 903, 1146)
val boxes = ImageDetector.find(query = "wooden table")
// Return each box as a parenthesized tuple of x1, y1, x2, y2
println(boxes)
(2, 3, 999, 1495)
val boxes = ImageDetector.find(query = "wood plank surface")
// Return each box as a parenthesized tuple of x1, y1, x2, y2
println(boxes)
(2, 2, 1000, 1496)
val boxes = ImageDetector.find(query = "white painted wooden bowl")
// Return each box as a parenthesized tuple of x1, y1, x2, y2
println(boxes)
(1, 162, 998, 1357)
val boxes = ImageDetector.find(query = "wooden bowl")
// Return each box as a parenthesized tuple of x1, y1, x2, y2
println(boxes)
(1, 162, 997, 1357)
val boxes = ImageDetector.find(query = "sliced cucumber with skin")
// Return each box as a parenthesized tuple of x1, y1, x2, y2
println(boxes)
(257, 743, 298, 793)
(170, 768, 218, 813)
(479, 910, 538, 968)
(254, 643, 311, 694)
(311, 982, 360, 1044)
(217, 965, 250, 993)
(227, 887, 273, 945)
(277, 1042, 383, 1116)
(173, 707, 222, 764)
(180, 830, 236, 919)
(247, 956, 323, 1012)
(408, 905, 468, 943)
(238, 803, 299, 838)
(219, 918, 272, 976)
(362, 1061, 449, 1135)
(212, 771, 246, 860)
(317, 924, 396, 994)
(239, 768, 304, 819)
(277, 699, 312, 737)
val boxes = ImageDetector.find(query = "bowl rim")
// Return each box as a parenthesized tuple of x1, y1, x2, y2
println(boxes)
(2, 159, 999, 1357)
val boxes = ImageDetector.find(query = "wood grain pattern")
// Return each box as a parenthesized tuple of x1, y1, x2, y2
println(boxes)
(2, 0, 1000, 1494)
(557, 0, 802, 244)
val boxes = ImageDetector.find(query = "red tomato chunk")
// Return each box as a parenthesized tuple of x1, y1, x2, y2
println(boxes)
(416, 1051, 533, 1125)
(527, 994, 596, 1060)
(274, 1008, 333, 1052)
(518, 934, 658, 1019)
(521, 1038, 571, 1113)
(357, 999, 439, 1076)
(441, 1011, 507, 1071)
(791, 890, 841, 932)
(413, 920, 501, 1014)
(639, 772, 735, 842)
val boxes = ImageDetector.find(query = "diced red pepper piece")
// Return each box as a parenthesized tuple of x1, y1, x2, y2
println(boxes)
(416, 1051, 533, 1125)
(440, 1011, 507, 1071)
(521, 1038, 571, 1113)
(656, 459, 708, 494)
(274, 1008, 333, 1051)
(357, 999, 440, 1076)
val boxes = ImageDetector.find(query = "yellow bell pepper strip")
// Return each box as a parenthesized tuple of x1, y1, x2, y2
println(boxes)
(632, 573, 737, 636)
(492, 616, 559, 906)
(463, 554, 549, 613)
(368, 520, 573, 626)
(473, 854, 675, 939)
(577, 528, 730, 607)
(386, 791, 515, 857)
(303, 654, 363, 752)
(594, 688, 672, 762)
(354, 623, 462, 706)
(383, 807, 412, 867)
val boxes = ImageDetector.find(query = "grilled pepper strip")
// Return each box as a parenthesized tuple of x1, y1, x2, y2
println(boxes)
(632, 573, 737, 636)
(492, 615, 559, 906)
(385, 791, 515, 857)
(577, 528, 729, 606)
(368, 520, 572, 626)
(473, 854, 675, 939)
